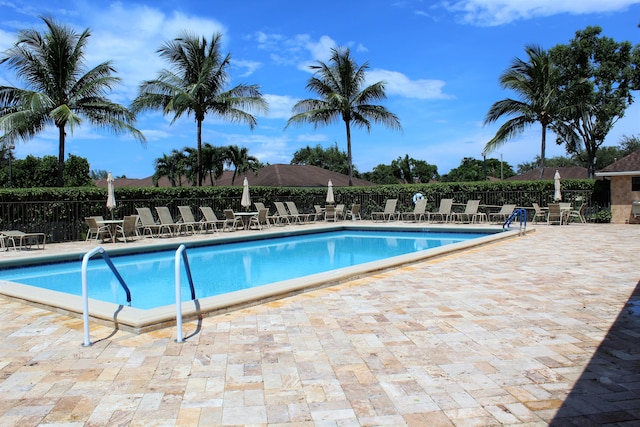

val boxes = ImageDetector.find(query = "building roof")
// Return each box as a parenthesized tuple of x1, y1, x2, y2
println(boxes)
(595, 150, 640, 177)
(506, 166, 588, 181)
(95, 164, 377, 188)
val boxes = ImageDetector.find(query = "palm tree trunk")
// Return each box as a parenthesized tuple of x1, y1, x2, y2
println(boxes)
(57, 125, 66, 187)
(345, 120, 353, 186)
(197, 119, 203, 187)
(538, 123, 547, 180)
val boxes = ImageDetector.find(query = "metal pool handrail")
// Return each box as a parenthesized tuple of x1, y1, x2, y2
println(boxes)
(503, 208, 527, 234)
(175, 244, 196, 343)
(81, 246, 131, 346)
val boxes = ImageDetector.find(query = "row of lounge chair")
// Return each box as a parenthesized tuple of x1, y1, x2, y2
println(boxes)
(372, 198, 520, 224)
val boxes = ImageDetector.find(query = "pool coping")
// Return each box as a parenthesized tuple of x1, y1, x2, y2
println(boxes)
(0, 224, 528, 334)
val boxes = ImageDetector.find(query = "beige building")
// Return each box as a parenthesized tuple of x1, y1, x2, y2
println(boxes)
(595, 150, 640, 224)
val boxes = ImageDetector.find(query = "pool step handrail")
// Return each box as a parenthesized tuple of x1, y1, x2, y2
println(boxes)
(81, 246, 132, 346)
(503, 208, 527, 234)
(175, 244, 196, 343)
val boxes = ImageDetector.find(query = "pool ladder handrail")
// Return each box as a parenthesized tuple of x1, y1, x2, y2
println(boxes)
(175, 244, 196, 343)
(81, 246, 132, 347)
(503, 208, 527, 234)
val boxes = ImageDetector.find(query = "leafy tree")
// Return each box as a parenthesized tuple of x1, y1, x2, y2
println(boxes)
(484, 45, 571, 176)
(362, 164, 401, 185)
(442, 157, 515, 182)
(516, 155, 579, 174)
(63, 154, 92, 186)
(618, 134, 640, 156)
(550, 26, 639, 178)
(290, 143, 353, 175)
(0, 16, 145, 187)
(225, 145, 258, 185)
(361, 155, 438, 184)
(132, 32, 267, 186)
(286, 47, 401, 186)
(5, 154, 92, 187)
(390, 155, 438, 183)
(90, 169, 108, 180)
(411, 159, 440, 183)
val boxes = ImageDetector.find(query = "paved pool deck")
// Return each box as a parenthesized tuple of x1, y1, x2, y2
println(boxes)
(1, 221, 639, 426)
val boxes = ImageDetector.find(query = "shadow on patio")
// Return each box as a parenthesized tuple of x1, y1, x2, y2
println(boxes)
(550, 280, 640, 426)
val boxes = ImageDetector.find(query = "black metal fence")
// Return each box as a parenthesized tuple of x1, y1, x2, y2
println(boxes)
(0, 188, 604, 243)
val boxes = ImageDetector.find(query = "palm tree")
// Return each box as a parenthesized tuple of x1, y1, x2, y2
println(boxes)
(0, 17, 145, 187)
(483, 44, 568, 178)
(286, 47, 401, 186)
(225, 145, 259, 185)
(131, 32, 268, 186)
(201, 143, 227, 185)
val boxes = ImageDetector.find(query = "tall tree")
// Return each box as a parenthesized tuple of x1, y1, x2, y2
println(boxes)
(0, 17, 145, 187)
(551, 26, 640, 178)
(201, 143, 227, 185)
(290, 143, 353, 175)
(484, 45, 570, 178)
(131, 32, 268, 186)
(286, 47, 401, 186)
(225, 145, 258, 185)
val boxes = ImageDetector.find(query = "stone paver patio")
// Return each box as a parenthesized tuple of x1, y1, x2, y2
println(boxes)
(1, 222, 639, 426)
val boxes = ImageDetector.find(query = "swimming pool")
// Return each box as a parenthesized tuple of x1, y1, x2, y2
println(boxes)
(0, 224, 513, 332)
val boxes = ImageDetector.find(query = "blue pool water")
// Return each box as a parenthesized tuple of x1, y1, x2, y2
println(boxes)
(0, 230, 489, 309)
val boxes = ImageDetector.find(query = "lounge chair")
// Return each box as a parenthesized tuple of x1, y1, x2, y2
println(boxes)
(249, 209, 269, 230)
(453, 200, 482, 223)
(371, 199, 398, 222)
(223, 209, 243, 231)
(402, 199, 427, 222)
(177, 206, 202, 234)
(324, 205, 338, 222)
(547, 203, 565, 225)
(85, 216, 112, 242)
(1, 230, 46, 250)
(115, 215, 139, 243)
(155, 206, 181, 236)
(253, 202, 279, 226)
(489, 204, 516, 224)
(531, 203, 543, 223)
(286, 201, 315, 223)
(345, 203, 361, 221)
(568, 202, 586, 223)
(199, 206, 225, 232)
(427, 199, 453, 223)
(135, 207, 164, 237)
(273, 202, 292, 225)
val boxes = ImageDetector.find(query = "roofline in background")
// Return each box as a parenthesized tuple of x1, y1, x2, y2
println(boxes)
(595, 171, 640, 177)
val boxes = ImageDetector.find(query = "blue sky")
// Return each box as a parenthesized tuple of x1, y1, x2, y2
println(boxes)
(1, 0, 640, 179)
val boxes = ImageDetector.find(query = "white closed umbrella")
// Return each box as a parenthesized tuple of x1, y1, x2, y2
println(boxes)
(554, 170, 562, 202)
(241, 177, 251, 210)
(106, 172, 116, 218)
(326, 179, 335, 205)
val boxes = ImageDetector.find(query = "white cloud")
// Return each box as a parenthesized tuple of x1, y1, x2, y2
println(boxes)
(440, 0, 640, 26)
(297, 134, 329, 143)
(233, 59, 262, 77)
(367, 69, 452, 100)
(262, 94, 297, 119)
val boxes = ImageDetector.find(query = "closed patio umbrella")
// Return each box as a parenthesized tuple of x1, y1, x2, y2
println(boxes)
(326, 180, 335, 205)
(241, 177, 251, 210)
(554, 170, 562, 202)
(106, 172, 116, 219)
